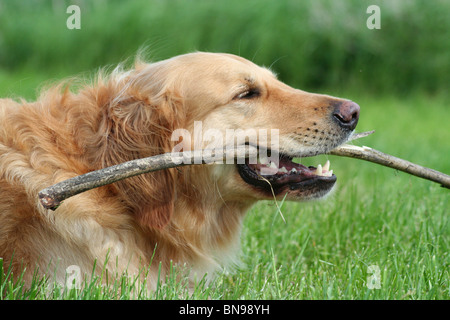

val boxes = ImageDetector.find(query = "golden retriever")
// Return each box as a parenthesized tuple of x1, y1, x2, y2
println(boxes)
(0, 52, 359, 289)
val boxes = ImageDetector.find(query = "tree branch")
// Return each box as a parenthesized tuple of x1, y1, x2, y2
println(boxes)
(38, 130, 449, 210)
(38, 146, 258, 210)
(329, 144, 450, 189)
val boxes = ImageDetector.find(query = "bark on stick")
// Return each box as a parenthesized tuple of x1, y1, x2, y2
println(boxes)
(38, 131, 449, 210)
(329, 144, 450, 189)
(38, 146, 258, 210)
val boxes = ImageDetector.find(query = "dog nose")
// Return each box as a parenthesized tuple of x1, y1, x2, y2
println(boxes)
(333, 101, 360, 130)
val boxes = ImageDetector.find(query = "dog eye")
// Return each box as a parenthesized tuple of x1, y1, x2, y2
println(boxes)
(235, 89, 260, 100)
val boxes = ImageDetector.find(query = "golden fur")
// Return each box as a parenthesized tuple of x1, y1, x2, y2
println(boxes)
(0, 52, 359, 288)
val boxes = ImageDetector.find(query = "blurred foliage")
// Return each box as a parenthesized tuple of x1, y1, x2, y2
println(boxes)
(0, 0, 449, 97)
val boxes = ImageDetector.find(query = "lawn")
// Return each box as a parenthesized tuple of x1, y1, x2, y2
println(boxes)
(1, 93, 448, 300)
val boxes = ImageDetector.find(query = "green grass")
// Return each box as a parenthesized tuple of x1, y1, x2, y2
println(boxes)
(1, 94, 448, 300)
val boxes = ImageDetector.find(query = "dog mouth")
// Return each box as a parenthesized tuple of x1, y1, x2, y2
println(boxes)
(237, 151, 336, 198)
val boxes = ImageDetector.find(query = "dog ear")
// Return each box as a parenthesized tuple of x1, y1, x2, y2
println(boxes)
(95, 86, 184, 230)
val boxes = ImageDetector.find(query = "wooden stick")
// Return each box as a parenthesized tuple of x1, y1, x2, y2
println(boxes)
(329, 144, 450, 189)
(38, 146, 258, 210)
(38, 130, 449, 210)
(347, 130, 376, 142)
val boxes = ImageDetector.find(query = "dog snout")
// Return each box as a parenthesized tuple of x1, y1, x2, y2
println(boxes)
(332, 101, 360, 131)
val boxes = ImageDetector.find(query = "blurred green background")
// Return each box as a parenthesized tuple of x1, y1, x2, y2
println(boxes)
(0, 0, 449, 99)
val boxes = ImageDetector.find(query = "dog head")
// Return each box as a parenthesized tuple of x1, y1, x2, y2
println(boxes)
(160, 52, 359, 202)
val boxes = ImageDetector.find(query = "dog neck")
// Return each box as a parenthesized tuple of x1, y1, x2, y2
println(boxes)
(145, 165, 255, 270)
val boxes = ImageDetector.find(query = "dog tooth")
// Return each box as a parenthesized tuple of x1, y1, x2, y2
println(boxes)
(269, 161, 278, 169)
(323, 160, 330, 172)
(316, 164, 323, 176)
(258, 155, 269, 165)
(279, 166, 288, 173)
(290, 168, 297, 173)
